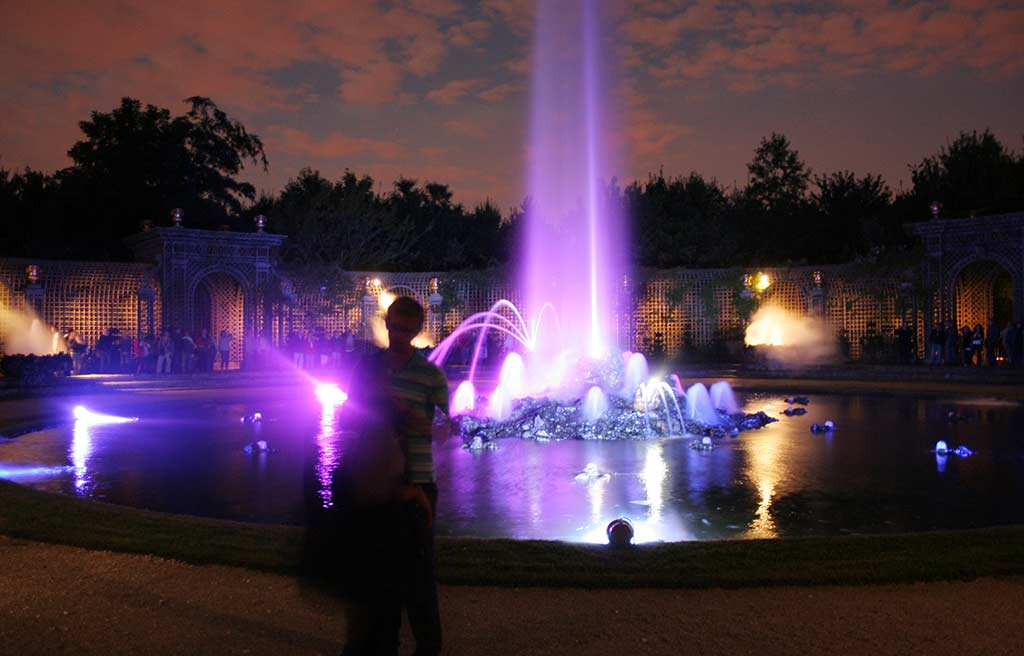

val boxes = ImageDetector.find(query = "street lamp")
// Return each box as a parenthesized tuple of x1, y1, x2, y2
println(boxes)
(255, 215, 266, 232)
(171, 208, 184, 227)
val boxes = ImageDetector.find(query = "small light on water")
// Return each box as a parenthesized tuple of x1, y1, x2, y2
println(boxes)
(72, 405, 137, 425)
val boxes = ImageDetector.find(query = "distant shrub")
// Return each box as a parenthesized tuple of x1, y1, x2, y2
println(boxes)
(0, 354, 73, 385)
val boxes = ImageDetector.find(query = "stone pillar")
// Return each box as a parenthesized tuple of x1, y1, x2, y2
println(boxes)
(362, 293, 377, 343)
(810, 270, 826, 319)
(428, 291, 443, 343)
(138, 288, 155, 337)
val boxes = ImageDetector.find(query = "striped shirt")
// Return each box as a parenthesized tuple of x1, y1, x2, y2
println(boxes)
(366, 349, 449, 484)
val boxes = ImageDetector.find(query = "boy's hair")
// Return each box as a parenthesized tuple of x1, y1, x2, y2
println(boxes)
(387, 296, 425, 327)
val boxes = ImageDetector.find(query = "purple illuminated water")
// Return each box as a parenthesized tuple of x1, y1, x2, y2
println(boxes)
(523, 0, 627, 359)
(3, 389, 1023, 542)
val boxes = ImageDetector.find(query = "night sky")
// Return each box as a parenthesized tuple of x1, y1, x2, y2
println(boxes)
(1, 0, 1021, 212)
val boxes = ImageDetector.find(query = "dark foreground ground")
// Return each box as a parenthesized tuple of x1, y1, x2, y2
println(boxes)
(3, 536, 1023, 656)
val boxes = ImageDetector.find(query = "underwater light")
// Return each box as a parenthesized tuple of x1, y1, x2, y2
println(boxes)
(606, 518, 634, 547)
(72, 406, 137, 425)
(315, 382, 348, 406)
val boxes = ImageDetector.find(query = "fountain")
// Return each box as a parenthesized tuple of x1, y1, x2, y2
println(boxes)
(423, 0, 775, 445)
(0, 302, 65, 356)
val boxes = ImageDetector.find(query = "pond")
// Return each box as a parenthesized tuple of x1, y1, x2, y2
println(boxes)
(2, 386, 1023, 542)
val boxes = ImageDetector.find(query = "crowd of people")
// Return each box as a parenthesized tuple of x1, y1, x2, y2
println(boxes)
(926, 319, 1024, 367)
(56, 327, 239, 374)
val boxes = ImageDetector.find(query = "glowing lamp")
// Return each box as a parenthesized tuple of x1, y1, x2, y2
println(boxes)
(315, 382, 348, 406)
(754, 272, 770, 293)
(171, 208, 184, 227)
(935, 440, 949, 454)
(73, 405, 137, 425)
(606, 518, 634, 547)
(255, 214, 266, 232)
(26, 264, 41, 284)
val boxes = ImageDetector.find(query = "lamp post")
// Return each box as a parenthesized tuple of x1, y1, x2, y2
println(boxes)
(929, 201, 941, 220)
(172, 208, 184, 227)
(255, 215, 266, 233)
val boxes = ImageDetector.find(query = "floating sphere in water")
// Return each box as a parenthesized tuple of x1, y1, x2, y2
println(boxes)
(606, 518, 634, 546)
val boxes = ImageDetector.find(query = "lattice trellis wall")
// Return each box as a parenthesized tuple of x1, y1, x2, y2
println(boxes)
(279, 265, 930, 361)
(4, 254, 1008, 364)
(283, 271, 522, 345)
(195, 272, 246, 365)
(0, 258, 160, 357)
(955, 261, 1007, 332)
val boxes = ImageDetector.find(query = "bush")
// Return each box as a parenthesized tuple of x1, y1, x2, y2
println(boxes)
(0, 353, 73, 384)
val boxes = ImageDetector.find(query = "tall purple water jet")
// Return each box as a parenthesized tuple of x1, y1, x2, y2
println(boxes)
(523, 0, 627, 359)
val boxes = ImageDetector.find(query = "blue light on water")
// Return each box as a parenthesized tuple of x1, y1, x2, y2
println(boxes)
(0, 464, 71, 479)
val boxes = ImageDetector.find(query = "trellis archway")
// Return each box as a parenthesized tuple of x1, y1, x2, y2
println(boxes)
(953, 259, 1014, 332)
(193, 271, 246, 367)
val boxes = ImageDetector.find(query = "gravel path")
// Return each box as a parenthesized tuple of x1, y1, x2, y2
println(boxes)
(3, 536, 1023, 656)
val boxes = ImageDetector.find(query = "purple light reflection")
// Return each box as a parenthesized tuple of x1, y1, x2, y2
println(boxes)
(70, 420, 91, 492)
(314, 400, 340, 508)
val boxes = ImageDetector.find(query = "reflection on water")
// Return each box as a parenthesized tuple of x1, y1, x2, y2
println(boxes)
(745, 429, 782, 539)
(70, 420, 91, 493)
(2, 390, 1024, 541)
(315, 400, 340, 508)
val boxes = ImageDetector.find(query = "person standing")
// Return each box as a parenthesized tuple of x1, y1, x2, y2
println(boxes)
(68, 329, 87, 374)
(970, 324, 984, 367)
(218, 330, 233, 370)
(156, 330, 173, 374)
(928, 322, 944, 365)
(343, 296, 449, 656)
(944, 319, 959, 366)
(985, 319, 999, 366)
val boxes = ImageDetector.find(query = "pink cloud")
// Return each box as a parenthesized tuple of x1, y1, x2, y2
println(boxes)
(447, 20, 492, 48)
(265, 126, 407, 161)
(341, 60, 406, 106)
(426, 79, 484, 105)
(477, 82, 522, 103)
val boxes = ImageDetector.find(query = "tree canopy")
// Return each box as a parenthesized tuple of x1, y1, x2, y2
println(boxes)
(2, 96, 267, 259)
(1, 95, 1021, 269)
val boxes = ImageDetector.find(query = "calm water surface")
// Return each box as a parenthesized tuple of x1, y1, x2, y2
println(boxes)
(2, 389, 1023, 542)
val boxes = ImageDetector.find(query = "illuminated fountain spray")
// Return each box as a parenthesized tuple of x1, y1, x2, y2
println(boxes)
(424, 1, 767, 442)
(523, 0, 626, 360)
(0, 302, 65, 355)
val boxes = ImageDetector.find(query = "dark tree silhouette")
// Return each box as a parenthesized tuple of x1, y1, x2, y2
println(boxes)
(1, 96, 267, 260)
(907, 129, 1024, 219)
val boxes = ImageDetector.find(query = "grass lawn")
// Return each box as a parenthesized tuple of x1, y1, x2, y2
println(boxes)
(3, 479, 1023, 589)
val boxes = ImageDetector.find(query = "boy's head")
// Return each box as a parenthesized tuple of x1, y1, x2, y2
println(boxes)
(385, 297, 425, 348)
